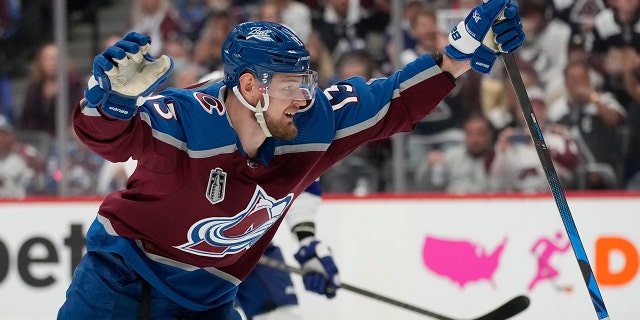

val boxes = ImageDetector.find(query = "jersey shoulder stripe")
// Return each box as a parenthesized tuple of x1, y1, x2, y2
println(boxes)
(139, 84, 239, 156)
(326, 55, 441, 139)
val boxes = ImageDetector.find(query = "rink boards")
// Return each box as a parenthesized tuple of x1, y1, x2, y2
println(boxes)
(0, 193, 638, 320)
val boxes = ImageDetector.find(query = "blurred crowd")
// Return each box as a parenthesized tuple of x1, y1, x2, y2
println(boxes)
(0, 0, 639, 198)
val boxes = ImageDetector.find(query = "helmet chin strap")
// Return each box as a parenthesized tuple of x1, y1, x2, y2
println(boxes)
(232, 85, 273, 137)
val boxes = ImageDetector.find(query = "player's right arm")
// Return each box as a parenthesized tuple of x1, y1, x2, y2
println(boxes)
(73, 32, 173, 163)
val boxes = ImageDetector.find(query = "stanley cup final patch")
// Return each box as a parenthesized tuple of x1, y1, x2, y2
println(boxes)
(206, 168, 227, 204)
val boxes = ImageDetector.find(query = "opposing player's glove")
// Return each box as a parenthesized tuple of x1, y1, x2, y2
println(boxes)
(444, 0, 524, 74)
(84, 32, 173, 120)
(294, 238, 340, 298)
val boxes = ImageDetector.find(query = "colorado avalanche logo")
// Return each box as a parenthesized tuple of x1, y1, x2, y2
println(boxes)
(175, 186, 293, 257)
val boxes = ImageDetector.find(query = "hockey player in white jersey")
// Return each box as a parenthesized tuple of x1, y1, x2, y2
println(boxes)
(58, 0, 525, 318)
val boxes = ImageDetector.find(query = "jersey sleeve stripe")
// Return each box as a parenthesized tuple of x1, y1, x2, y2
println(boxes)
(140, 111, 238, 158)
(334, 102, 390, 140)
(274, 143, 330, 155)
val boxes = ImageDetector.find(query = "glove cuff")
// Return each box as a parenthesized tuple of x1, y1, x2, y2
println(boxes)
(448, 21, 480, 55)
(443, 45, 470, 62)
(470, 45, 498, 74)
(85, 75, 147, 120)
(99, 92, 147, 120)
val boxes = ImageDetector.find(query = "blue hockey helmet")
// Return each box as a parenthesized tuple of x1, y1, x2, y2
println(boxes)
(222, 21, 312, 89)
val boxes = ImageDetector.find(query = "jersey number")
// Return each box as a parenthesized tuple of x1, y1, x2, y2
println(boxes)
(325, 84, 359, 111)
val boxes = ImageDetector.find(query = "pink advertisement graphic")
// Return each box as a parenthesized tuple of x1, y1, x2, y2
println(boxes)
(423, 232, 573, 292)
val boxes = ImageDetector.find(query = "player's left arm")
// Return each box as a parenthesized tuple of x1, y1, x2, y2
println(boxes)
(323, 0, 524, 154)
(288, 181, 341, 298)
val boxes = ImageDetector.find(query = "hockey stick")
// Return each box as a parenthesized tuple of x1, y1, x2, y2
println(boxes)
(502, 53, 610, 320)
(259, 256, 529, 320)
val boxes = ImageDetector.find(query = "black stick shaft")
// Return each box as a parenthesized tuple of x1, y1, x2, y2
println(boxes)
(259, 255, 455, 319)
(502, 53, 610, 320)
(258, 256, 529, 320)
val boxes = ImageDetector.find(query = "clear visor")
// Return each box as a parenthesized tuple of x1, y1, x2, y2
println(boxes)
(258, 70, 318, 109)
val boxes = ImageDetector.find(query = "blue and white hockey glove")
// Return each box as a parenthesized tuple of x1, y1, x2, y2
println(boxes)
(84, 32, 173, 120)
(294, 238, 340, 298)
(444, 0, 524, 74)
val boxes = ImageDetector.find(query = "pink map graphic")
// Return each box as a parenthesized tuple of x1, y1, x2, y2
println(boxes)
(422, 236, 507, 288)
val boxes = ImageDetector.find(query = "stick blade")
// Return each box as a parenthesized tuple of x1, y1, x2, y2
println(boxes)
(472, 295, 530, 320)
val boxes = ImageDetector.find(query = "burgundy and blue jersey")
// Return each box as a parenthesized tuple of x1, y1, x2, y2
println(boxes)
(73, 54, 455, 310)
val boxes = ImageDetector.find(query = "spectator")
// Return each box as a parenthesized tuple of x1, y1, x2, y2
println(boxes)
(270, 0, 313, 43)
(414, 114, 497, 193)
(0, 115, 33, 198)
(15, 137, 47, 195)
(174, 64, 208, 89)
(18, 43, 84, 140)
(622, 46, 640, 189)
(0, 0, 19, 117)
(0, 0, 51, 76)
(433, 0, 478, 10)
(398, 7, 444, 67)
(516, 0, 571, 104)
(192, 11, 235, 73)
(550, 61, 628, 189)
(67, 0, 104, 21)
(45, 125, 105, 196)
(330, 49, 378, 84)
(355, 0, 390, 64)
(490, 86, 581, 192)
(587, 0, 640, 109)
(0, 70, 15, 124)
(431, 0, 481, 37)
(255, 0, 281, 23)
(552, 0, 604, 47)
(174, 0, 213, 43)
(96, 158, 137, 195)
(162, 37, 204, 89)
(381, 0, 422, 74)
(312, 0, 367, 61)
(0, 0, 20, 43)
(101, 32, 123, 50)
(298, 0, 323, 13)
(306, 31, 336, 89)
(485, 58, 541, 132)
(320, 50, 390, 194)
(129, 0, 181, 57)
(404, 9, 483, 190)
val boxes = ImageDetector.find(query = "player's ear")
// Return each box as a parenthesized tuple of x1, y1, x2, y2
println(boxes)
(238, 72, 259, 99)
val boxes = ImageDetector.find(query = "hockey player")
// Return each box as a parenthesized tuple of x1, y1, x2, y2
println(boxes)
(98, 159, 334, 318)
(58, 0, 525, 318)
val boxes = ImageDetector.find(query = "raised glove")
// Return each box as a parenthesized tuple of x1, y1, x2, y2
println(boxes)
(84, 32, 173, 120)
(445, 0, 519, 74)
(294, 238, 340, 298)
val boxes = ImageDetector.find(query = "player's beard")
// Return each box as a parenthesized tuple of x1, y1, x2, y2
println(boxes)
(265, 114, 298, 140)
